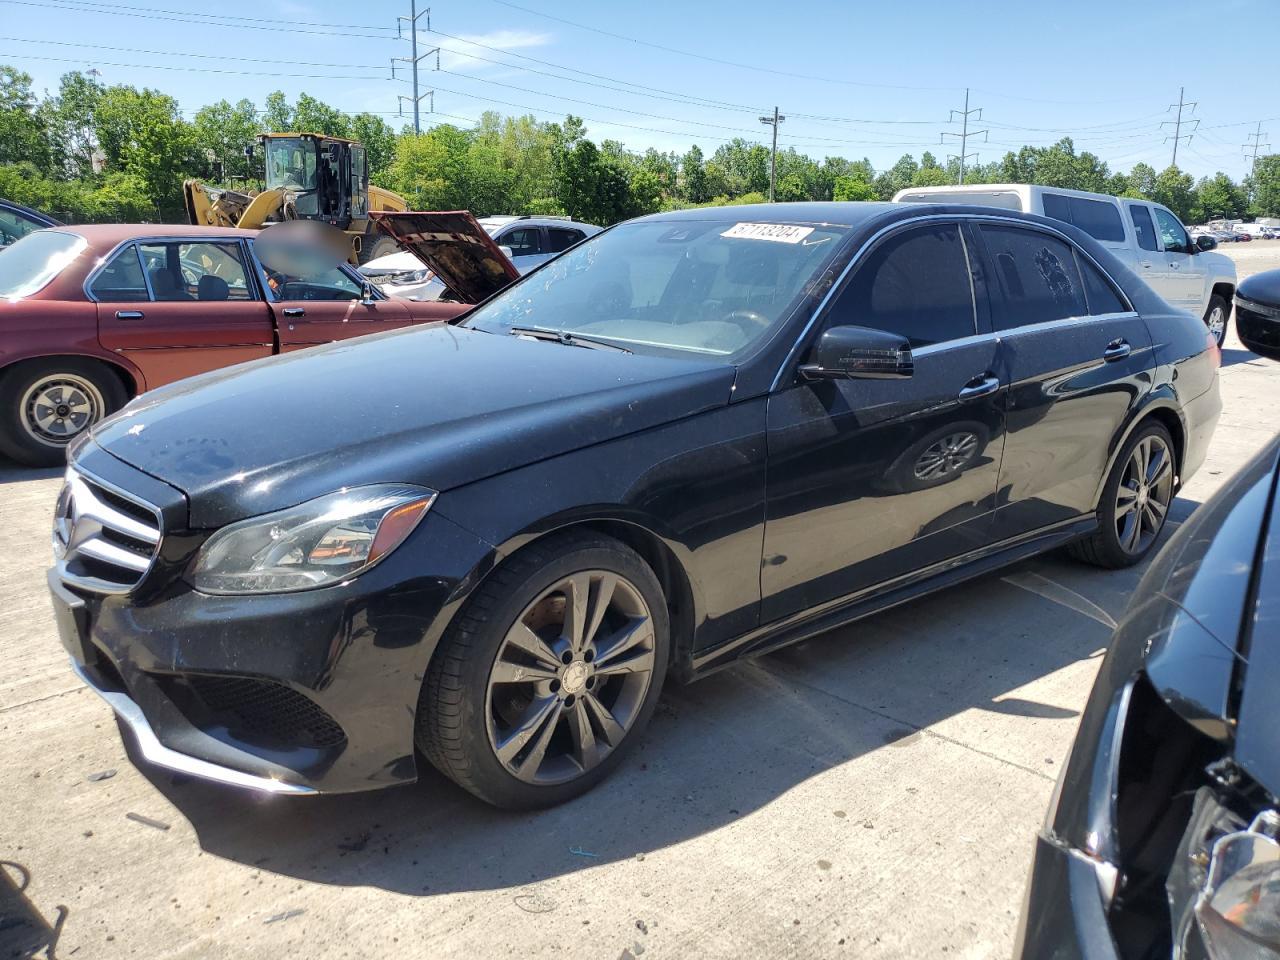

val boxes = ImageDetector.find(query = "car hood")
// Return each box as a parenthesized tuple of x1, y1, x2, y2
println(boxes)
(370, 210, 519, 303)
(1238, 268, 1280, 308)
(1197, 249, 1237, 278)
(90, 324, 735, 528)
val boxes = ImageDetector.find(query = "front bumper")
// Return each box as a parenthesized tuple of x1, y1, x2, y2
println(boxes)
(50, 450, 497, 795)
(1014, 834, 1121, 960)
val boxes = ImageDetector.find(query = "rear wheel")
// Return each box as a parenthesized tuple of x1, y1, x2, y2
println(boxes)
(1067, 422, 1176, 569)
(358, 233, 398, 265)
(1204, 294, 1230, 347)
(418, 531, 669, 809)
(0, 359, 127, 467)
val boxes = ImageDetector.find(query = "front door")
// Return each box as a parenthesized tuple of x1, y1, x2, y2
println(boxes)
(761, 221, 1006, 623)
(253, 251, 413, 351)
(1151, 205, 1206, 313)
(93, 239, 274, 389)
(972, 221, 1154, 539)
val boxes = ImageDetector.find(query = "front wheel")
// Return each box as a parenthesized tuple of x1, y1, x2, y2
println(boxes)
(418, 531, 669, 809)
(1067, 422, 1176, 569)
(0, 359, 127, 467)
(1204, 294, 1230, 347)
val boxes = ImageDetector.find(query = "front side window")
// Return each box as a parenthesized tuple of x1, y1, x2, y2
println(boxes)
(547, 228, 586, 253)
(254, 239, 362, 301)
(464, 219, 851, 357)
(981, 225, 1087, 329)
(0, 230, 85, 299)
(501, 227, 543, 257)
(1129, 205, 1159, 252)
(1153, 207, 1192, 254)
(137, 241, 253, 302)
(828, 223, 975, 348)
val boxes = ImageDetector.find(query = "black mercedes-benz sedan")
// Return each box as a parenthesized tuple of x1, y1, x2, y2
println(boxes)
(49, 202, 1221, 808)
(1015, 434, 1280, 960)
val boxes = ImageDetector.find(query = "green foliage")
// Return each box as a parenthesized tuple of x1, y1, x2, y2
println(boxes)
(1247, 155, 1280, 218)
(1151, 165, 1196, 222)
(0, 67, 51, 172)
(832, 175, 878, 201)
(1192, 172, 1247, 222)
(192, 98, 259, 183)
(0, 162, 153, 222)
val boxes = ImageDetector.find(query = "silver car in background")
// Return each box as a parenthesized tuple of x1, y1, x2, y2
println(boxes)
(360, 215, 601, 301)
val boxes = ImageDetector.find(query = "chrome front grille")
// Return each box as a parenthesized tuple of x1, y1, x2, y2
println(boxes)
(53, 469, 162, 594)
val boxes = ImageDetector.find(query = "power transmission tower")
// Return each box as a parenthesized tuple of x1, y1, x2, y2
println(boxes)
(1160, 87, 1198, 168)
(759, 107, 785, 202)
(393, 2, 438, 134)
(941, 89, 987, 185)
(1244, 121, 1272, 177)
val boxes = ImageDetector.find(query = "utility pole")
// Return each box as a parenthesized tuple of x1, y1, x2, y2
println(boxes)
(1161, 87, 1198, 168)
(942, 89, 987, 184)
(393, 2, 438, 134)
(1244, 121, 1271, 177)
(759, 106, 784, 202)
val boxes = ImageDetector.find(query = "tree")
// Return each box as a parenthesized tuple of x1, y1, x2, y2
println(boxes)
(192, 98, 259, 183)
(1193, 172, 1247, 223)
(1247, 155, 1280, 218)
(347, 113, 397, 182)
(44, 71, 102, 178)
(832, 175, 877, 201)
(873, 154, 919, 199)
(94, 84, 195, 218)
(1151, 165, 1195, 222)
(0, 66, 51, 171)
(681, 144, 709, 203)
(1128, 163, 1158, 198)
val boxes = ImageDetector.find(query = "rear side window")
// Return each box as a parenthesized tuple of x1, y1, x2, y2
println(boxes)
(1041, 193, 1125, 243)
(1079, 258, 1128, 315)
(0, 206, 49, 246)
(0, 230, 85, 299)
(1129, 205, 1159, 252)
(831, 223, 976, 347)
(90, 244, 147, 302)
(137, 241, 253, 302)
(980, 225, 1087, 329)
(547, 227, 586, 253)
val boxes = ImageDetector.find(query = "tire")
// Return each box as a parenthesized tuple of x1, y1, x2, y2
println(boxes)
(358, 234, 399, 265)
(1067, 421, 1176, 569)
(417, 530, 670, 809)
(0, 358, 127, 467)
(1204, 294, 1230, 348)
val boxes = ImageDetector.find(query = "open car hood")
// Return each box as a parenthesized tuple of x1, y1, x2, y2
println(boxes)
(370, 210, 520, 304)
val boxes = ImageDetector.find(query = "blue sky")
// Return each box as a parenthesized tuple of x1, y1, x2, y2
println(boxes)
(3, 0, 1277, 180)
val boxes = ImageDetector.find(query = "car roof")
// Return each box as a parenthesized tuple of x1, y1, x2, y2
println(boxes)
(56, 223, 259, 245)
(634, 201, 903, 227)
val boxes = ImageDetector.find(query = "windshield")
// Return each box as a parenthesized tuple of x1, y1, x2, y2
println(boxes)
(264, 138, 317, 193)
(464, 219, 851, 357)
(0, 230, 86, 300)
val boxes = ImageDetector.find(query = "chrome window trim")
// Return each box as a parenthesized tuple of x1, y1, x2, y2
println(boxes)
(769, 211, 1138, 392)
(83, 235, 258, 303)
(911, 330, 1000, 359)
(986, 311, 1139, 341)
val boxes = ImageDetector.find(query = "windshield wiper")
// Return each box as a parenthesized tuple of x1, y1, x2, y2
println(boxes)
(509, 325, 632, 353)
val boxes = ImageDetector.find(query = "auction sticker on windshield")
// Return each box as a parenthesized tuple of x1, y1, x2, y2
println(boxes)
(721, 223, 815, 243)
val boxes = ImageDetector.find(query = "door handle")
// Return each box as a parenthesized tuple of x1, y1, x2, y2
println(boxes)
(115, 310, 144, 320)
(282, 307, 305, 318)
(1140, 261, 1153, 269)
(958, 374, 1000, 401)
(1103, 338, 1131, 362)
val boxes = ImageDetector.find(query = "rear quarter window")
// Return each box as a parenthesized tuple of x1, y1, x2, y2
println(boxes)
(1041, 193, 1125, 243)
(0, 230, 86, 299)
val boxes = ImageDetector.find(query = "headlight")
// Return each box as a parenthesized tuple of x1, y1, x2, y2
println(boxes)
(188, 485, 436, 595)
(390, 268, 432, 285)
(1195, 809, 1280, 958)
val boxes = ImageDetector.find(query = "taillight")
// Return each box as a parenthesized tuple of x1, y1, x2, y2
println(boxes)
(1207, 332, 1221, 369)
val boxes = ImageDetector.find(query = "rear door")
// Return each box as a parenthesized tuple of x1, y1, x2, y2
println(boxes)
(92, 239, 274, 389)
(974, 222, 1154, 539)
(250, 245, 413, 351)
(761, 221, 1006, 622)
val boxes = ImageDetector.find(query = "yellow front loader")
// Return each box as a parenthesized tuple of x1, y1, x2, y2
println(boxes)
(184, 133, 407, 264)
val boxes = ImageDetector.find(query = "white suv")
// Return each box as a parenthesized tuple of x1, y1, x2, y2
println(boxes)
(893, 184, 1238, 345)
(361, 215, 602, 301)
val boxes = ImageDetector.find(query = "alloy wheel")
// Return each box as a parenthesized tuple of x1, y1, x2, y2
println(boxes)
(19, 374, 105, 447)
(485, 570, 656, 785)
(913, 431, 979, 481)
(1115, 434, 1174, 556)
(1206, 304, 1227, 345)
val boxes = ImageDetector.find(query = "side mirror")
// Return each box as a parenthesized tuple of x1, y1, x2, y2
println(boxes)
(800, 325, 913, 381)
(498, 244, 515, 260)
(1196, 234, 1218, 252)
(360, 279, 375, 305)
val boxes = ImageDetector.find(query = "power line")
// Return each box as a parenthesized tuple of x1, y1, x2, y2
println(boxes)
(4, 0, 395, 30)
(1244, 122, 1272, 177)
(0, 51, 390, 80)
(941, 88, 986, 184)
(0, 34, 388, 68)
(1160, 87, 1198, 168)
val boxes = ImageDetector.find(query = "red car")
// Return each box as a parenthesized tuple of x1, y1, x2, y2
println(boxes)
(0, 215, 518, 465)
